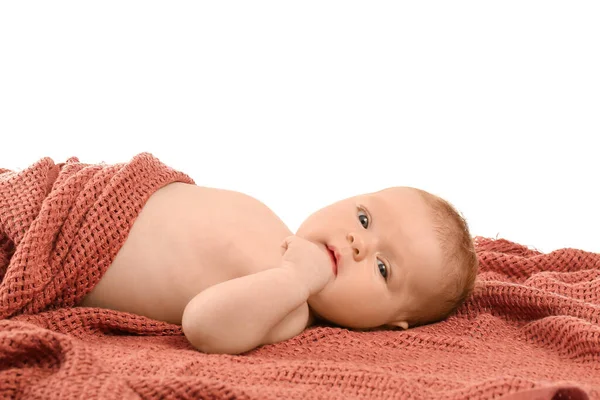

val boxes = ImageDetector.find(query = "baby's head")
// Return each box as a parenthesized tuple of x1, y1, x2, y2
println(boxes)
(296, 186, 478, 330)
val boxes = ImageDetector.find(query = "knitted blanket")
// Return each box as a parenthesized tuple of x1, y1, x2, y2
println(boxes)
(1, 155, 599, 399)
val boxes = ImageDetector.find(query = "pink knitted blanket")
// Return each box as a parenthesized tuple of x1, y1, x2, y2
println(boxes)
(1, 155, 599, 399)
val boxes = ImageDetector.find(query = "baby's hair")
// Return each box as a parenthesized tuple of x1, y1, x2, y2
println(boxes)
(411, 189, 479, 326)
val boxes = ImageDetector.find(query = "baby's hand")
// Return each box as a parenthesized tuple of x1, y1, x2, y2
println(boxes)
(281, 235, 334, 296)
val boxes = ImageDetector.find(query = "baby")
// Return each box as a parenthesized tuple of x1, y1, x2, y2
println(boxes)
(79, 182, 478, 354)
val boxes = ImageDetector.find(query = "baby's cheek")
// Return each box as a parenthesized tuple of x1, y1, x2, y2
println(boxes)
(336, 282, 371, 306)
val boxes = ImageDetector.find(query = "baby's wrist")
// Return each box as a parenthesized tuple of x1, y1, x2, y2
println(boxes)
(280, 262, 312, 298)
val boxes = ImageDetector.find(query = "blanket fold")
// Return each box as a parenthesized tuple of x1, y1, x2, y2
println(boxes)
(0, 153, 194, 319)
(1, 155, 599, 399)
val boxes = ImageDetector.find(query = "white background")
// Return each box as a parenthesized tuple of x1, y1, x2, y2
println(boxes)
(1, 1, 598, 253)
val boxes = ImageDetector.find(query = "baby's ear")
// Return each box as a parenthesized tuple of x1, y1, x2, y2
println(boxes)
(388, 320, 409, 330)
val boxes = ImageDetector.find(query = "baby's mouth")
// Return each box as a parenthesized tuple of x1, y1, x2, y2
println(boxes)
(326, 245, 338, 276)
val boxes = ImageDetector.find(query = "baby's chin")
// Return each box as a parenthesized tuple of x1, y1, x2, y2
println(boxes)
(306, 296, 341, 326)
(307, 298, 381, 330)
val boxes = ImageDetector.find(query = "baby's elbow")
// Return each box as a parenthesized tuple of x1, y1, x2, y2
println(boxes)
(184, 333, 223, 354)
(181, 302, 251, 355)
(182, 327, 249, 355)
(182, 303, 220, 353)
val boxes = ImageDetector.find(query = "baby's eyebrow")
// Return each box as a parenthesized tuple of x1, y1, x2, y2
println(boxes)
(389, 254, 404, 290)
(367, 195, 406, 290)
(385, 241, 406, 291)
(379, 235, 404, 289)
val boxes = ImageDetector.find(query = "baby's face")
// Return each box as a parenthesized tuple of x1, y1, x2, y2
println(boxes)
(296, 187, 445, 329)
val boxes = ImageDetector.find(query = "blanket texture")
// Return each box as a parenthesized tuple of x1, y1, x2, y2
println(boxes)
(1, 154, 599, 400)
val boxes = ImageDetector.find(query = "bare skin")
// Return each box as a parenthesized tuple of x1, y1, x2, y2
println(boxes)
(80, 183, 445, 354)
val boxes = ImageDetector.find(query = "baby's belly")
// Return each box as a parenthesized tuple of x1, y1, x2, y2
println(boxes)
(79, 183, 292, 325)
(78, 227, 205, 324)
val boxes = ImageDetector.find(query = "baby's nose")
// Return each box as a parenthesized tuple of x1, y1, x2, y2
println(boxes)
(346, 232, 368, 261)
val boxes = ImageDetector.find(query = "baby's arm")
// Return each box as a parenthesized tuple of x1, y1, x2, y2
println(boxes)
(182, 236, 333, 354)
(182, 267, 309, 354)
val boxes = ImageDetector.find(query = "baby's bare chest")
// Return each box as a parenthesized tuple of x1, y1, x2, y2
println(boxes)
(81, 183, 292, 323)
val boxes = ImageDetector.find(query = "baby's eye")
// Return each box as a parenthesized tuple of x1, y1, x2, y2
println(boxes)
(377, 259, 388, 280)
(358, 209, 369, 229)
